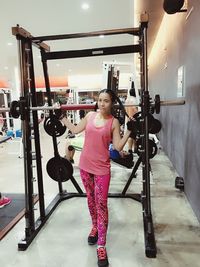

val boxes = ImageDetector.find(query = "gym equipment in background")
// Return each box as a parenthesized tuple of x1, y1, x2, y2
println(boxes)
(175, 176, 184, 191)
(2, 15, 185, 257)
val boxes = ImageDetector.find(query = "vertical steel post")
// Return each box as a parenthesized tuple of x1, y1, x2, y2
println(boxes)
(17, 37, 35, 236)
(41, 50, 63, 193)
(28, 41, 46, 220)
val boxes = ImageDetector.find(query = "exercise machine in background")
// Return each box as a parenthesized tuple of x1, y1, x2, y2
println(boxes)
(9, 14, 157, 257)
(6, 13, 186, 257)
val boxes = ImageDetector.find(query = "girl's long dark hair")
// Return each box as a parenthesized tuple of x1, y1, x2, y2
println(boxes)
(99, 88, 130, 119)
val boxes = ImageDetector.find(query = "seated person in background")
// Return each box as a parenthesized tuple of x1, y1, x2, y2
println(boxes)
(0, 193, 11, 208)
(67, 129, 76, 139)
(125, 85, 138, 154)
(109, 143, 134, 168)
(66, 123, 77, 139)
(64, 142, 75, 164)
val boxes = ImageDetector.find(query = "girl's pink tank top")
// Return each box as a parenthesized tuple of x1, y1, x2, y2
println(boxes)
(79, 112, 114, 175)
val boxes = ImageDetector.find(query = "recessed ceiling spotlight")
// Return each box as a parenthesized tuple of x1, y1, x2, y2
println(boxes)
(56, 63, 60, 67)
(99, 35, 104, 38)
(82, 3, 90, 10)
(7, 42, 13, 46)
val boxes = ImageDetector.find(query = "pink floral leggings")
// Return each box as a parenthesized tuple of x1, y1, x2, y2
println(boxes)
(80, 169, 111, 246)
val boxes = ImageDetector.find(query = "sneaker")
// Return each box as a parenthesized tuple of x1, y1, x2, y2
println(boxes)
(0, 196, 12, 208)
(88, 227, 98, 245)
(97, 247, 109, 267)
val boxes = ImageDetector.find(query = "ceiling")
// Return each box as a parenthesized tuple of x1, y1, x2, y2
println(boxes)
(0, 0, 164, 87)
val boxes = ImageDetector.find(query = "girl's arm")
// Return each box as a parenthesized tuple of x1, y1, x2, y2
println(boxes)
(112, 118, 131, 151)
(61, 111, 94, 134)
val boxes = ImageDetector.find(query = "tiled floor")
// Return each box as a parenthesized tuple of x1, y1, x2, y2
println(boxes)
(0, 127, 200, 267)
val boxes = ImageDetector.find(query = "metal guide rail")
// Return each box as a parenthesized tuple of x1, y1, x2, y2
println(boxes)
(0, 98, 185, 118)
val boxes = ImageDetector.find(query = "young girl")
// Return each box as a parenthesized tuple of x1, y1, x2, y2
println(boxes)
(61, 89, 131, 267)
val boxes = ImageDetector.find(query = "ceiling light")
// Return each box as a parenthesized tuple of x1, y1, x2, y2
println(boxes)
(99, 35, 104, 38)
(4, 66, 8, 70)
(7, 42, 13, 46)
(82, 3, 90, 10)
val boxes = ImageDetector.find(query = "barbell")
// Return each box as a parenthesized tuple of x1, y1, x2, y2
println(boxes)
(0, 96, 185, 119)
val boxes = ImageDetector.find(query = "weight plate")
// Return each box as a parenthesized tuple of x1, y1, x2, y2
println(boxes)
(46, 156, 73, 182)
(44, 115, 66, 137)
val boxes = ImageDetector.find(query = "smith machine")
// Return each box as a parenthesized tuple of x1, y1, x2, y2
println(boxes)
(1, 14, 185, 257)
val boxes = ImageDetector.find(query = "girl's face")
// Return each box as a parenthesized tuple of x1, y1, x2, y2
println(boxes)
(98, 92, 113, 115)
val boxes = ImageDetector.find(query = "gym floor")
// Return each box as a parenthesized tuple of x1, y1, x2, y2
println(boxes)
(0, 125, 200, 267)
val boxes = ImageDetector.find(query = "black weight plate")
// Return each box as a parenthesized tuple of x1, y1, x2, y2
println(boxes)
(44, 115, 66, 137)
(10, 101, 20, 118)
(163, 0, 184, 14)
(148, 139, 158, 158)
(46, 156, 73, 182)
(132, 112, 142, 133)
(136, 138, 157, 159)
(133, 112, 154, 133)
(149, 119, 162, 134)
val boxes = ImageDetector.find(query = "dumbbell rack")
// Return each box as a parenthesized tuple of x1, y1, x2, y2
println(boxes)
(12, 14, 157, 258)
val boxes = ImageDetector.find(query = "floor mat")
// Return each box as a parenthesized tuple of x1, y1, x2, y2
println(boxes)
(0, 193, 38, 240)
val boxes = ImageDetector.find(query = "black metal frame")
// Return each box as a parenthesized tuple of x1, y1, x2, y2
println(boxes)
(12, 15, 156, 258)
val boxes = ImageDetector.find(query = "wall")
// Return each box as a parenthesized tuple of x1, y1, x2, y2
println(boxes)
(68, 73, 133, 90)
(148, 0, 200, 221)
